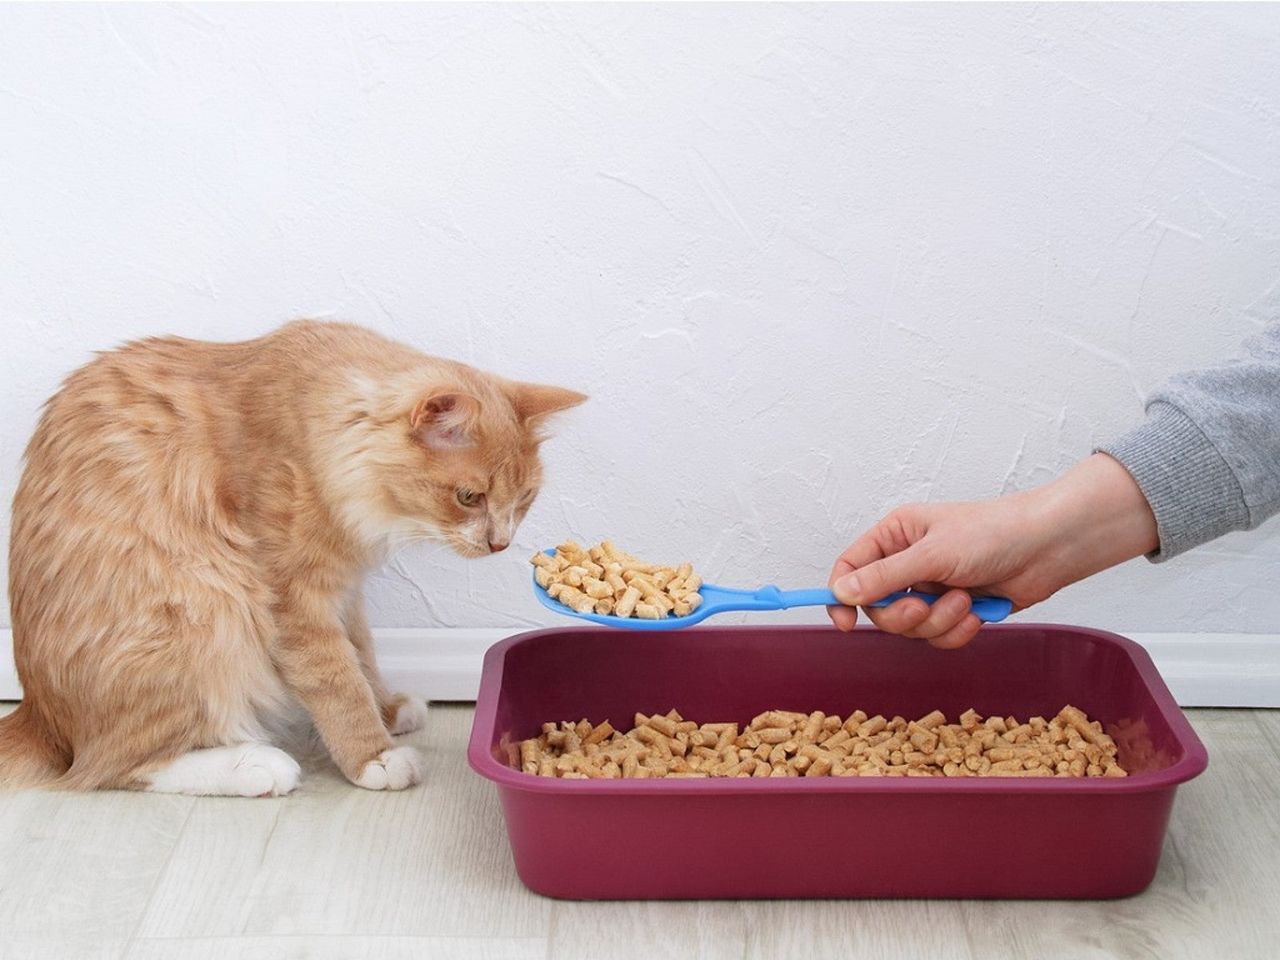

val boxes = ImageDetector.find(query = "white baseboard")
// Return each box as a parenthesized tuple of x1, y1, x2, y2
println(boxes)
(366, 628, 516, 701)
(0, 627, 513, 703)
(2, 627, 1279, 707)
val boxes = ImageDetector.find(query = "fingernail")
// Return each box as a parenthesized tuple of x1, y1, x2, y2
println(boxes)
(834, 573, 862, 603)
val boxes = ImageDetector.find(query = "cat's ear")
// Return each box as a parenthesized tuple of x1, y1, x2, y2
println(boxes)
(508, 382, 588, 426)
(411, 391, 480, 450)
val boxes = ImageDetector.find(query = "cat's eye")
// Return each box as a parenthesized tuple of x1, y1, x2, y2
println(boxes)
(456, 488, 484, 508)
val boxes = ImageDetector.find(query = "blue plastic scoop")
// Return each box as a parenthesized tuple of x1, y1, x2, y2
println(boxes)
(532, 551, 1014, 631)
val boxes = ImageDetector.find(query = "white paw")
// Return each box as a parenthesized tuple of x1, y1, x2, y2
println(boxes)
(389, 697, 428, 736)
(232, 744, 302, 797)
(354, 746, 422, 791)
(145, 743, 301, 798)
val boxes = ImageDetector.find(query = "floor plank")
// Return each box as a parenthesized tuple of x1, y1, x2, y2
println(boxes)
(3, 703, 1279, 959)
(746, 901, 973, 960)
(125, 936, 546, 960)
(1249, 707, 1280, 761)
(0, 939, 127, 960)
(158, 704, 549, 939)
(136, 789, 297, 937)
(0, 704, 192, 942)
(547, 901, 750, 960)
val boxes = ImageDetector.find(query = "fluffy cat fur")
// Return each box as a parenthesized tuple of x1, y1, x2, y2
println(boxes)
(2, 320, 585, 795)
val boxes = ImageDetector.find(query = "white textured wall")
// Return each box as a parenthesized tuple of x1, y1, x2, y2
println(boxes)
(2, 3, 1279, 635)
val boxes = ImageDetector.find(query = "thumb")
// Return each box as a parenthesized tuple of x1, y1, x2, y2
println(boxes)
(832, 544, 938, 606)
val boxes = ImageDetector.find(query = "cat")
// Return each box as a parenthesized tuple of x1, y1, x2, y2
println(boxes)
(1, 320, 585, 796)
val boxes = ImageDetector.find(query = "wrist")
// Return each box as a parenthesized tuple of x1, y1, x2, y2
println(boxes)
(1026, 454, 1159, 593)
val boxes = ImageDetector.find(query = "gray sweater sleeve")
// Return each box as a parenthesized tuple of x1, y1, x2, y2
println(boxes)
(1098, 321, 1280, 561)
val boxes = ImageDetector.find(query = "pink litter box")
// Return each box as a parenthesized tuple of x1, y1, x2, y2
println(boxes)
(467, 624, 1207, 899)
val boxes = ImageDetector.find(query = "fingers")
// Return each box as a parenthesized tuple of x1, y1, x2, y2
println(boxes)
(862, 589, 982, 650)
(832, 543, 937, 607)
(830, 532, 889, 580)
(905, 588, 972, 638)
(835, 593, 981, 648)
(827, 534, 884, 600)
(827, 558, 858, 631)
(863, 588, 969, 637)
(829, 510, 919, 581)
(826, 603, 859, 632)
(827, 534, 893, 632)
(829, 504, 962, 640)
(861, 596, 931, 634)
(927, 613, 982, 650)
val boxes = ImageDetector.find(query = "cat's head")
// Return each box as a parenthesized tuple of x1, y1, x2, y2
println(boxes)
(332, 365, 586, 558)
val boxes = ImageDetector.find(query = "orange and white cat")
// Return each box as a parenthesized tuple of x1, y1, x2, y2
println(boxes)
(1, 320, 584, 796)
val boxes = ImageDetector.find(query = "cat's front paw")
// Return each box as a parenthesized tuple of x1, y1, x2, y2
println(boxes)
(353, 746, 422, 791)
(237, 744, 303, 798)
(387, 695, 428, 736)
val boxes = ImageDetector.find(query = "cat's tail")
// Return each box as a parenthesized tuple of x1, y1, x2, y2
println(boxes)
(0, 702, 68, 787)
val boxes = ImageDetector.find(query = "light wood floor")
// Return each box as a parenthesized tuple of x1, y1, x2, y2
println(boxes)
(1, 704, 1276, 960)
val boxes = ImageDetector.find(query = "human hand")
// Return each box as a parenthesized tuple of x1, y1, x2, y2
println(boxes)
(827, 454, 1159, 648)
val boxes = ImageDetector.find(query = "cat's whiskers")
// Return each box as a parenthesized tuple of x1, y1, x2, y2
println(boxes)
(367, 519, 445, 562)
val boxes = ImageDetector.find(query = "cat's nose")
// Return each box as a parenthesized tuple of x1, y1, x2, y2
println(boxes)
(488, 539, 509, 553)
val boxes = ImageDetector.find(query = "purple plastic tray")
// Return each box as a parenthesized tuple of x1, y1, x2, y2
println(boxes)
(468, 624, 1207, 899)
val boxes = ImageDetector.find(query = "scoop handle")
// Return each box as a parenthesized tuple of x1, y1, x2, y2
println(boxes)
(777, 588, 1014, 623)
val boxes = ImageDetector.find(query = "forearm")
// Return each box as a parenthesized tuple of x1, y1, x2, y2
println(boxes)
(1027, 453, 1159, 593)
(272, 590, 392, 780)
